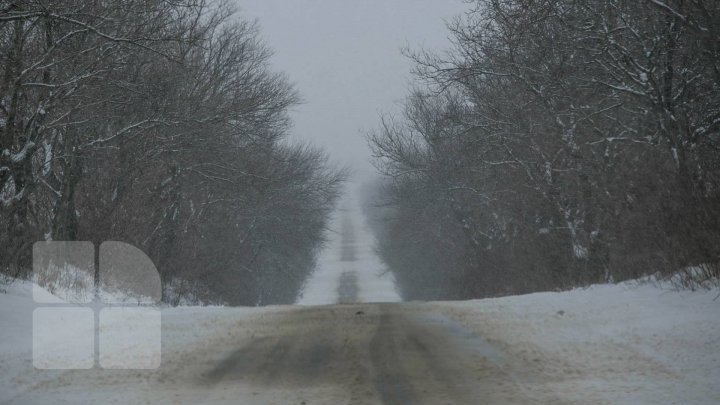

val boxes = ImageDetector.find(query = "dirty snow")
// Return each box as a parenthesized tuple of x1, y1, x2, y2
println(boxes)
(433, 282, 720, 404)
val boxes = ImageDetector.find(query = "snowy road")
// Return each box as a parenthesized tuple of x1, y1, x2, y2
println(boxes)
(199, 303, 540, 404)
(0, 302, 563, 404)
(297, 195, 401, 306)
(2, 199, 719, 404)
(5, 290, 718, 405)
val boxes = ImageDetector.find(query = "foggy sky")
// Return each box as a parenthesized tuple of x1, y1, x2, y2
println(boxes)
(235, 0, 467, 182)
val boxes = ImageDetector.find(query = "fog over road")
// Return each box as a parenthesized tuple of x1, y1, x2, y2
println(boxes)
(297, 194, 400, 306)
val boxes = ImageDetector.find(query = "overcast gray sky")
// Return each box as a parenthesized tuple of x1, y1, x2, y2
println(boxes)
(235, 0, 467, 182)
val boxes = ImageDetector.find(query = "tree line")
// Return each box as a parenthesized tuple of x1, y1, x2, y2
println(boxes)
(367, 0, 720, 300)
(0, 0, 345, 305)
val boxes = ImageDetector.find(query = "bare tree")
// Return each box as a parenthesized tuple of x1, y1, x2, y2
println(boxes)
(1, 0, 346, 305)
(368, 0, 720, 300)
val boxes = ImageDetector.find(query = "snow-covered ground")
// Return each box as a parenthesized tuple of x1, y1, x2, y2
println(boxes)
(2, 277, 718, 403)
(297, 191, 400, 305)
(433, 282, 720, 404)
(0, 281, 282, 404)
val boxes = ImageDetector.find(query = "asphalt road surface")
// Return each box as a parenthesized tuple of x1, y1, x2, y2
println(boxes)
(170, 210, 549, 404)
(194, 303, 548, 405)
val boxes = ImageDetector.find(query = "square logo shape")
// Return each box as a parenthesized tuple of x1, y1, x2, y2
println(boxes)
(33, 307, 94, 369)
(99, 308, 161, 369)
(33, 241, 94, 304)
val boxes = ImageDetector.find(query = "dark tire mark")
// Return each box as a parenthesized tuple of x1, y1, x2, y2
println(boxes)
(199, 304, 549, 404)
(369, 306, 416, 405)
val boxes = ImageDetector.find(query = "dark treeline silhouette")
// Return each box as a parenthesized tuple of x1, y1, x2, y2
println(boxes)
(0, 0, 345, 305)
(367, 0, 720, 300)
